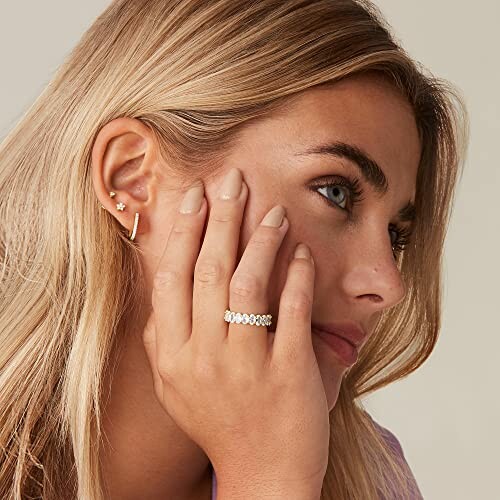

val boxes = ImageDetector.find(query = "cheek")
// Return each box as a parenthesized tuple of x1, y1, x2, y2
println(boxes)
(285, 209, 341, 255)
(266, 230, 330, 317)
(236, 207, 340, 310)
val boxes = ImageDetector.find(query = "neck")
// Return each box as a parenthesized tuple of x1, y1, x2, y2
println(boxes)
(99, 315, 213, 500)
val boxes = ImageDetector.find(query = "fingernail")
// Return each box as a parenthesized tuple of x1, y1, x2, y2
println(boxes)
(261, 205, 286, 227)
(180, 182, 204, 214)
(294, 243, 311, 260)
(218, 167, 243, 200)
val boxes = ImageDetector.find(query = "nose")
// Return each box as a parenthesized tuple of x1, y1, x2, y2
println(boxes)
(338, 233, 407, 312)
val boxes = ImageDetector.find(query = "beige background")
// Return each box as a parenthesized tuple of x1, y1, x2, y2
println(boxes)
(1, 2, 498, 498)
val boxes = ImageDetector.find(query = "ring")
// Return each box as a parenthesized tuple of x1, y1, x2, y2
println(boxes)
(224, 309, 272, 327)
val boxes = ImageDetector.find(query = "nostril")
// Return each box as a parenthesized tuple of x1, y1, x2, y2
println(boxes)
(361, 294, 383, 303)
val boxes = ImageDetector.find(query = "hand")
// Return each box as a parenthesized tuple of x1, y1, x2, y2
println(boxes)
(142, 167, 330, 491)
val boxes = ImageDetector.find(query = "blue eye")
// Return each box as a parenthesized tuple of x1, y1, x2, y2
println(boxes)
(389, 223, 414, 258)
(310, 175, 414, 259)
(311, 175, 364, 211)
(316, 183, 348, 209)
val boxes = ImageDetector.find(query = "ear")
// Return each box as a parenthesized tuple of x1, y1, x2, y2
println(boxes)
(91, 117, 159, 239)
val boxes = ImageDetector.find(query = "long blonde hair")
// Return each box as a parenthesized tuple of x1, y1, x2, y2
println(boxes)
(0, 1, 467, 498)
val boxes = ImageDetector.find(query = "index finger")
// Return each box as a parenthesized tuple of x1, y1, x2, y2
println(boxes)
(151, 181, 207, 357)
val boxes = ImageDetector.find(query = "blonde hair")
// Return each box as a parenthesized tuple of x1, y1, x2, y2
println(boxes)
(0, 0, 468, 498)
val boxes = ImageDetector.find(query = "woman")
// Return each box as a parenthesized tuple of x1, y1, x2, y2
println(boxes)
(0, 0, 467, 499)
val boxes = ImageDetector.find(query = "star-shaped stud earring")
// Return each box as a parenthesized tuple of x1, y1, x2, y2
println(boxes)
(116, 202, 126, 211)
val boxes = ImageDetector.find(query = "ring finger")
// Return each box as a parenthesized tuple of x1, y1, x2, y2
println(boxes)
(227, 204, 289, 364)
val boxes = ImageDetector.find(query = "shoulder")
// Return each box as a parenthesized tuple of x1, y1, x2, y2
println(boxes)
(364, 411, 424, 499)
(364, 410, 406, 458)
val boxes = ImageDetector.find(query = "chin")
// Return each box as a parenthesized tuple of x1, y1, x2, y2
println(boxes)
(323, 376, 343, 412)
(312, 335, 348, 412)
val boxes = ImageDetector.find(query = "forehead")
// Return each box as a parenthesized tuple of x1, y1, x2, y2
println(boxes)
(236, 73, 421, 200)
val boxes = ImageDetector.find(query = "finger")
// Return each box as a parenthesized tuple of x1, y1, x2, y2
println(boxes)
(191, 168, 248, 350)
(227, 205, 289, 365)
(151, 181, 207, 358)
(271, 243, 316, 365)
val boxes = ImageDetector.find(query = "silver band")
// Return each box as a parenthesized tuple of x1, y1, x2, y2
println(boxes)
(224, 309, 272, 327)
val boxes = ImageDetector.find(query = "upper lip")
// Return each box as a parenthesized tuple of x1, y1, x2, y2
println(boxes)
(311, 321, 368, 348)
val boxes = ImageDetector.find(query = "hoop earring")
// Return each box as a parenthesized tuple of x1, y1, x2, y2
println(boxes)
(129, 212, 140, 241)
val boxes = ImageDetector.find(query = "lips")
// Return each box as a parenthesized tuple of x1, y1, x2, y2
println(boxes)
(311, 328, 359, 366)
(311, 321, 367, 348)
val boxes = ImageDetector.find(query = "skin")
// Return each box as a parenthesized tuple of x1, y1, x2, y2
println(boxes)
(91, 73, 421, 499)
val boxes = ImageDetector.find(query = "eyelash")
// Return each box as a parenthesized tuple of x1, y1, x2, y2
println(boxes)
(310, 175, 414, 258)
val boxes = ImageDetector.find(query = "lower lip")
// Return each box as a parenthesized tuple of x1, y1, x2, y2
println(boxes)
(312, 328, 359, 366)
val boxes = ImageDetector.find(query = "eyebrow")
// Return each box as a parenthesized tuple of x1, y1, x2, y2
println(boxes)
(294, 141, 416, 224)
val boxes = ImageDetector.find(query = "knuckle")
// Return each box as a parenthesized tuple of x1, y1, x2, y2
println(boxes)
(211, 209, 236, 224)
(192, 355, 216, 380)
(230, 365, 258, 391)
(171, 219, 193, 236)
(230, 272, 263, 299)
(282, 290, 312, 318)
(195, 258, 228, 287)
(153, 269, 181, 291)
(250, 229, 279, 250)
(291, 257, 313, 278)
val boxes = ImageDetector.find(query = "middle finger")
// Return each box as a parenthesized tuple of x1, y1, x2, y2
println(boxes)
(191, 167, 248, 349)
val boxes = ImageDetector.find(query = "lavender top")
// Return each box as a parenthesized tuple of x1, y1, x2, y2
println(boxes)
(210, 412, 423, 499)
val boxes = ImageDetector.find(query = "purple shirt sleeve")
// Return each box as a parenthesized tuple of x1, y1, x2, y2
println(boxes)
(367, 412, 424, 499)
(211, 413, 423, 499)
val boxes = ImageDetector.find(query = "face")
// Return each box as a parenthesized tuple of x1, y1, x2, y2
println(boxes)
(92, 73, 421, 412)
(217, 74, 420, 406)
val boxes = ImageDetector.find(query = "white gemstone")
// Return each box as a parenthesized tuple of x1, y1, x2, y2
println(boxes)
(230, 312, 235, 322)
(249, 314, 256, 325)
(256, 316, 261, 326)
(235, 313, 242, 324)
(242, 314, 249, 324)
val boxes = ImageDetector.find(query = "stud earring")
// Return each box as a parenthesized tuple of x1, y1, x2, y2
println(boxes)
(100, 191, 117, 209)
(101, 191, 139, 241)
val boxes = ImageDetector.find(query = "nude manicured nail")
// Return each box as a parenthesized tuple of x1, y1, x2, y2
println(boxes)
(218, 167, 243, 200)
(180, 183, 204, 214)
(294, 243, 311, 259)
(261, 205, 286, 227)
